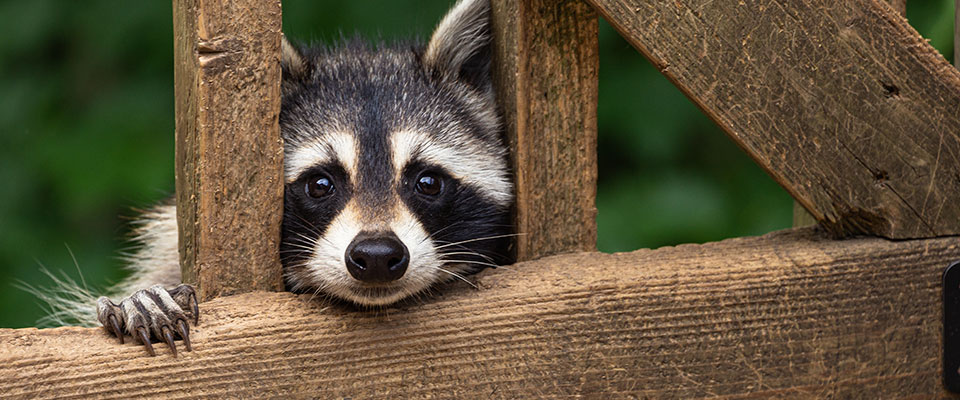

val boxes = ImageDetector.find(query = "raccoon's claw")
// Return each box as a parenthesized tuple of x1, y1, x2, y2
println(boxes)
(137, 326, 155, 356)
(108, 314, 124, 345)
(176, 319, 192, 351)
(161, 326, 177, 357)
(97, 297, 126, 344)
(96, 284, 199, 357)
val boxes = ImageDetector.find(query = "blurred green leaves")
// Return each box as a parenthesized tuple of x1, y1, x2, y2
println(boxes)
(0, 0, 177, 328)
(0, 0, 954, 327)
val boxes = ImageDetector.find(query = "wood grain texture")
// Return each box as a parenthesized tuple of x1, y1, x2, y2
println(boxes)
(887, 0, 906, 15)
(491, 0, 599, 261)
(588, 0, 960, 239)
(2, 227, 959, 398)
(173, 0, 285, 299)
(793, 0, 907, 229)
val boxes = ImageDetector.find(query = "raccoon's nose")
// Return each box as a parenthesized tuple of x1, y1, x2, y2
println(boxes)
(345, 233, 409, 283)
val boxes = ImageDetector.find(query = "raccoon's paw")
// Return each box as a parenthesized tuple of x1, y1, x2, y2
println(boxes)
(96, 284, 199, 357)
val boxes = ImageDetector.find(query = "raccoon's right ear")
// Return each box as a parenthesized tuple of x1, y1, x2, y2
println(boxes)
(424, 0, 492, 91)
(281, 35, 311, 79)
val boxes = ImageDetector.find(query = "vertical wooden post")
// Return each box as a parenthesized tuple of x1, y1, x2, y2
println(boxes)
(792, 203, 817, 228)
(491, 0, 599, 261)
(173, 0, 285, 300)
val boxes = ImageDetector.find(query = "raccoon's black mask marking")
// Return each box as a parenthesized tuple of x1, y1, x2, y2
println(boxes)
(277, 0, 513, 306)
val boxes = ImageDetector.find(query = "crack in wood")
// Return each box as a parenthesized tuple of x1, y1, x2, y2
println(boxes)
(196, 38, 241, 67)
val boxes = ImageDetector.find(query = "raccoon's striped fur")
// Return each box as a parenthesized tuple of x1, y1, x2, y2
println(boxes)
(34, 0, 513, 353)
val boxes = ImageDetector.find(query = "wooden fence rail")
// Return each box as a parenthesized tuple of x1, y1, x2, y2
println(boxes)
(2, 228, 958, 398)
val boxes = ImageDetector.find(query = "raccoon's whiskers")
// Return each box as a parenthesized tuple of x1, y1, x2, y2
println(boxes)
(290, 231, 325, 248)
(439, 252, 500, 267)
(291, 214, 324, 237)
(280, 250, 316, 266)
(283, 241, 313, 252)
(420, 221, 466, 245)
(308, 284, 325, 303)
(280, 247, 315, 256)
(280, 233, 324, 268)
(440, 248, 497, 264)
(432, 233, 522, 251)
(445, 250, 515, 271)
(440, 258, 500, 269)
(428, 266, 478, 289)
(288, 216, 336, 247)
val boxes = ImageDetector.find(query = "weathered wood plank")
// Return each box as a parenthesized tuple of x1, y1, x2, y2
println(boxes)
(588, 0, 960, 239)
(795, 0, 907, 229)
(491, 0, 599, 261)
(2, 228, 958, 398)
(887, 0, 906, 16)
(173, 0, 285, 299)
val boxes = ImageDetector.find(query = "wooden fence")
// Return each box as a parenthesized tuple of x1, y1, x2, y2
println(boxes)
(1, 0, 959, 397)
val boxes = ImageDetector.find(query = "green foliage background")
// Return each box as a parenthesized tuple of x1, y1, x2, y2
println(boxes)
(0, 0, 954, 327)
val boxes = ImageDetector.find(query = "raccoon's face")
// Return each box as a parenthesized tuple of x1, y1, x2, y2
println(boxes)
(278, 0, 512, 306)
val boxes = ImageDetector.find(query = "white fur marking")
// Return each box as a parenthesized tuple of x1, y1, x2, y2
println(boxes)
(285, 133, 358, 183)
(389, 205, 442, 298)
(302, 204, 363, 297)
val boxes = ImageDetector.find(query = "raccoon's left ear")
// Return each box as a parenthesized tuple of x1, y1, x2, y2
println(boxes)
(424, 0, 492, 91)
(281, 35, 311, 79)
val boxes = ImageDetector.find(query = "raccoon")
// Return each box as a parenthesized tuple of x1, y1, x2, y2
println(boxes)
(40, 0, 513, 357)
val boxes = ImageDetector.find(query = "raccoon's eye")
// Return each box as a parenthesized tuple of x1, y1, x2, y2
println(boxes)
(305, 175, 335, 198)
(415, 172, 443, 196)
